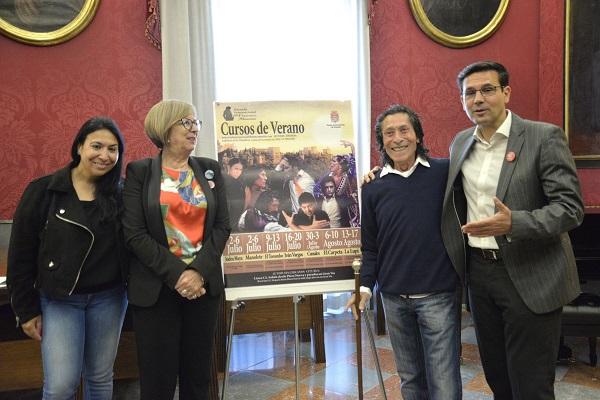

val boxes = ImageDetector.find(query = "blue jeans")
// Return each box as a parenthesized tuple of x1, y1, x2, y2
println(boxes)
(40, 286, 127, 400)
(381, 290, 462, 400)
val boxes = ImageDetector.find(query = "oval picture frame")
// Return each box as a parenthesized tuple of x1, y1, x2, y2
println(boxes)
(0, 0, 100, 46)
(409, 0, 510, 48)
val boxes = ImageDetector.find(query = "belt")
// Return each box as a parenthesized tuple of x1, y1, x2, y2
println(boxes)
(399, 292, 432, 299)
(471, 247, 502, 261)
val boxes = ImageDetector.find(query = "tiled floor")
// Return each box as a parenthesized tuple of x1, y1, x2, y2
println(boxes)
(213, 311, 600, 400)
(2, 310, 599, 399)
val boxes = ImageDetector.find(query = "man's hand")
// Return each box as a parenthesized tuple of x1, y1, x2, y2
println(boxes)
(345, 292, 371, 320)
(175, 269, 206, 300)
(309, 219, 330, 230)
(22, 315, 42, 341)
(361, 166, 381, 186)
(282, 210, 293, 226)
(462, 197, 512, 237)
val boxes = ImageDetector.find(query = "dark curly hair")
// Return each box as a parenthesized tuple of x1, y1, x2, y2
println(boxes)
(374, 104, 429, 166)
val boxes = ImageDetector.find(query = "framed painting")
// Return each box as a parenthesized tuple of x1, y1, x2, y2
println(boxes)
(408, 0, 510, 48)
(565, 0, 600, 162)
(0, 0, 100, 46)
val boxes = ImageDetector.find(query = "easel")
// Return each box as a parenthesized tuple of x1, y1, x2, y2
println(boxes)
(221, 295, 309, 400)
(220, 261, 388, 400)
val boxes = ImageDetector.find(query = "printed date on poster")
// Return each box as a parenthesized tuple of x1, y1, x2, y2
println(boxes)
(223, 228, 361, 274)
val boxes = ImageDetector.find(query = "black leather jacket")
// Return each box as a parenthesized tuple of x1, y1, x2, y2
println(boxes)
(6, 166, 128, 326)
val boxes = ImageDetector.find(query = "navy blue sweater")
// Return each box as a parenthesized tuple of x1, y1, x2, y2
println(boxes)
(360, 158, 458, 294)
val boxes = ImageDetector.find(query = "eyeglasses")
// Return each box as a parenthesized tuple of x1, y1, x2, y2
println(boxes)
(178, 118, 202, 132)
(462, 85, 503, 100)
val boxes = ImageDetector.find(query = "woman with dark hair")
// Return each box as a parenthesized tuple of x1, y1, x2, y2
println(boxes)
(7, 116, 128, 399)
(240, 190, 288, 232)
(315, 139, 359, 227)
(224, 157, 245, 231)
(242, 164, 268, 210)
(122, 99, 230, 399)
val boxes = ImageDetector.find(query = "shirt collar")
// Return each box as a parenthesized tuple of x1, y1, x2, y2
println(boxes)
(380, 155, 430, 178)
(473, 110, 512, 142)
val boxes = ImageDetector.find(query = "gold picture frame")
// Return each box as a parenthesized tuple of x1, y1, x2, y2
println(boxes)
(0, 0, 100, 46)
(409, 0, 510, 48)
(564, 0, 600, 162)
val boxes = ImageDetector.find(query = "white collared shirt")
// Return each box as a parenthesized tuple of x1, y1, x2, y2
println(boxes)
(321, 197, 341, 228)
(380, 155, 430, 178)
(461, 110, 513, 249)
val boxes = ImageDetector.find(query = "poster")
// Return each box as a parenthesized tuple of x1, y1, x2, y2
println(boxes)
(215, 101, 361, 299)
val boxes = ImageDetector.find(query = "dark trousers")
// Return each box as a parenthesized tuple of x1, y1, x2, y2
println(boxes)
(468, 252, 561, 400)
(131, 285, 221, 400)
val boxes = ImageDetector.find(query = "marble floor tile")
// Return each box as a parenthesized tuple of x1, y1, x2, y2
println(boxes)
(247, 354, 327, 381)
(460, 361, 485, 387)
(461, 326, 479, 345)
(346, 347, 397, 375)
(363, 375, 402, 400)
(372, 335, 393, 350)
(554, 380, 600, 400)
(463, 372, 493, 396)
(461, 342, 482, 364)
(222, 371, 293, 400)
(301, 361, 391, 396)
(463, 390, 493, 400)
(267, 383, 354, 400)
(561, 363, 600, 390)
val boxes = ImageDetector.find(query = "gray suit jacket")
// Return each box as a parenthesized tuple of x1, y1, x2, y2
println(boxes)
(441, 113, 584, 314)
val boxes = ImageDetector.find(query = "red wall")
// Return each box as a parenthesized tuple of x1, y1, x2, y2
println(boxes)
(0, 1, 598, 216)
(0, 0, 161, 219)
(369, 0, 599, 212)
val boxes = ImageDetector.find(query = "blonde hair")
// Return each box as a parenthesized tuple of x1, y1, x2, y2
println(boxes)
(144, 100, 197, 148)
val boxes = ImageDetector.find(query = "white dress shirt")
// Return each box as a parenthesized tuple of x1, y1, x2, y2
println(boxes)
(321, 197, 341, 228)
(461, 111, 512, 249)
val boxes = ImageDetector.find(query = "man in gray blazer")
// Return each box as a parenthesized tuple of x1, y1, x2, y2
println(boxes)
(441, 61, 584, 399)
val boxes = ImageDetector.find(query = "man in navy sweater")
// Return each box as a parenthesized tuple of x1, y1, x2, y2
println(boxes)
(347, 104, 462, 400)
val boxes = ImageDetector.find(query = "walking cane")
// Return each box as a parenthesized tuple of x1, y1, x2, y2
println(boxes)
(352, 257, 364, 400)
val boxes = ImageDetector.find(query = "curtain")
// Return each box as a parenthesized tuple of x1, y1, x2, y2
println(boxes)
(159, 0, 217, 158)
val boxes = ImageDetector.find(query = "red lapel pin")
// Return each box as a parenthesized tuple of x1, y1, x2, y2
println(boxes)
(505, 151, 516, 162)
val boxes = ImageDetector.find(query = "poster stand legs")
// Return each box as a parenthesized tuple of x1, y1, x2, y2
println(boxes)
(221, 301, 245, 400)
(364, 308, 387, 399)
(293, 295, 305, 400)
(221, 296, 307, 400)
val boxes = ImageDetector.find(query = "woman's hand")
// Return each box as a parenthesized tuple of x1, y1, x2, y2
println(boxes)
(175, 269, 206, 300)
(22, 315, 42, 341)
